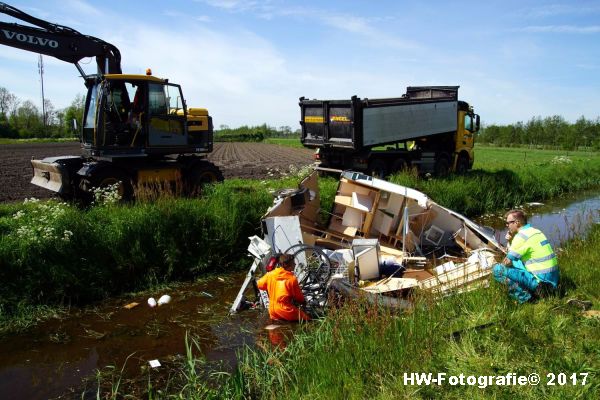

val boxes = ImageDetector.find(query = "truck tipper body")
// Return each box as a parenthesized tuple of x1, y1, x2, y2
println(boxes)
(300, 86, 480, 176)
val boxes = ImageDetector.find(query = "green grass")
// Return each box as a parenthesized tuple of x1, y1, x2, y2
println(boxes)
(0, 179, 271, 319)
(473, 145, 599, 170)
(388, 149, 600, 217)
(0, 137, 78, 144)
(263, 137, 305, 148)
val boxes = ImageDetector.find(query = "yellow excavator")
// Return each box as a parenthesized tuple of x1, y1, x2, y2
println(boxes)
(0, 2, 223, 201)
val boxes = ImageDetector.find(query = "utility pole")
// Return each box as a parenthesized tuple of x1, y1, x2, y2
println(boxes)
(38, 54, 46, 131)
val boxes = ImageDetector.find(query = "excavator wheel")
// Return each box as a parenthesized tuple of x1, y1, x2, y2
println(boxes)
(87, 169, 134, 203)
(186, 162, 224, 195)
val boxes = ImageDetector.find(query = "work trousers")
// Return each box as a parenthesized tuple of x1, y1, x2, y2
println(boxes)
(493, 263, 539, 303)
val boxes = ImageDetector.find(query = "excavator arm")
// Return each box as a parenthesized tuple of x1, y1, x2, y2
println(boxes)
(0, 1, 121, 79)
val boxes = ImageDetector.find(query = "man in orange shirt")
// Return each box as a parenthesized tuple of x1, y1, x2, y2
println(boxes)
(257, 254, 310, 321)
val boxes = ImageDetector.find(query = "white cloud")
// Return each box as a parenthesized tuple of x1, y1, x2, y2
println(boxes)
(524, 4, 600, 18)
(195, 0, 264, 12)
(61, 0, 102, 17)
(520, 25, 600, 33)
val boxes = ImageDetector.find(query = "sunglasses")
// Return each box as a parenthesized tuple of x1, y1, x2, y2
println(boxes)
(505, 220, 517, 226)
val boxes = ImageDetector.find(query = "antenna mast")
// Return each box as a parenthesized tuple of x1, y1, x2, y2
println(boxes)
(38, 54, 46, 131)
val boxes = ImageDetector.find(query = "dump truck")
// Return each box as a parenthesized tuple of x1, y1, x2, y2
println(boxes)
(299, 86, 480, 176)
(0, 2, 222, 201)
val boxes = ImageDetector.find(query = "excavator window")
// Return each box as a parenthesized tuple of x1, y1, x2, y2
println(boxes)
(146, 83, 187, 145)
(149, 83, 169, 115)
(83, 84, 98, 145)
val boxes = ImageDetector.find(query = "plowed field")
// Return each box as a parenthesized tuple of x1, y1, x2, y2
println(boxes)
(0, 142, 313, 203)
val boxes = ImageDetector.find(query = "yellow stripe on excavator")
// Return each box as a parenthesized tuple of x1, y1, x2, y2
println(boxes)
(104, 74, 166, 82)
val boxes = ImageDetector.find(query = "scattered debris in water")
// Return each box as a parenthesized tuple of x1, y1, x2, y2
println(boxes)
(527, 202, 544, 207)
(157, 294, 172, 306)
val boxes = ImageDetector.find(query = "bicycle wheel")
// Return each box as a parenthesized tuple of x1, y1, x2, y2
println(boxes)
(284, 244, 331, 286)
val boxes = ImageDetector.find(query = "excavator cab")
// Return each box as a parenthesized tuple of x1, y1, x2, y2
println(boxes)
(81, 75, 213, 158)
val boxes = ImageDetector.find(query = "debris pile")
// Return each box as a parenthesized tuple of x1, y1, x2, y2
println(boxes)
(231, 171, 504, 315)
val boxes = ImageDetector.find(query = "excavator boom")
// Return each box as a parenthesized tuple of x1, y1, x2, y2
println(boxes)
(0, 2, 121, 75)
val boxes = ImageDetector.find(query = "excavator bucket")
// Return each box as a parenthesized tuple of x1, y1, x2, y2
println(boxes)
(30, 157, 76, 194)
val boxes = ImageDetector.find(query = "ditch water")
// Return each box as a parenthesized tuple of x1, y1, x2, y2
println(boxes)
(476, 189, 600, 249)
(0, 191, 598, 399)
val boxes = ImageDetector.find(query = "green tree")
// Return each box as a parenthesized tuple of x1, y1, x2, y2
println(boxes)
(11, 100, 42, 138)
(62, 94, 85, 137)
(0, 87, 18, 119)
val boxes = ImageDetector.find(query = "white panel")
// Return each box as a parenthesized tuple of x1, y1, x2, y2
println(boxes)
(352, 192, 374, 211)
(264, 215, 304, 254)
(342, 207, 363, 228)
(355, 247, 380, 280)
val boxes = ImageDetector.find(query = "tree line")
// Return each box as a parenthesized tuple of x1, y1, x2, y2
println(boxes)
(215, 123, 300, 142)
(477, 115, 600, 150)
(0, 87, 85, 139)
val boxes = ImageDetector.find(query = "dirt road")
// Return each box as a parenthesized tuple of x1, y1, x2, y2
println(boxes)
(0, 142, 313, 203)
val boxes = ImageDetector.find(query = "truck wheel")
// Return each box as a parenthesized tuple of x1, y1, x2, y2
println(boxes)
(434, 156, 450, 177)
(456, 154, 470, 174)
(391, 159, 407, 173)
(186, 162, 224, 194)
(368, 159, 388, 179)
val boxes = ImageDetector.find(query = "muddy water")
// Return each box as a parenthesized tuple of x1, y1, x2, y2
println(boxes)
(1, 191, 598, 399)
(0, 273, 284, 400)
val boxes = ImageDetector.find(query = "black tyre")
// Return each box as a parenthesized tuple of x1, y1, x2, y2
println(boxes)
(186, 161, 224, 194)
(89, 169, 133, 202)
(456, 154, 470, 174)
(391, 159, 407, 173)
(368, 159, 388, 179)
(434, 156, 450, 177)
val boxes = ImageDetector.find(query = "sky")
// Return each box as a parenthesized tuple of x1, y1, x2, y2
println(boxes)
(1, 0, 599, 129)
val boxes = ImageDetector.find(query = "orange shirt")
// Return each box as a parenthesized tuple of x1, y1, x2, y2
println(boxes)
(257, 267, 310, 321)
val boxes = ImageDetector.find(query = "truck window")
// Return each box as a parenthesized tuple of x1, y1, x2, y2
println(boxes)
(464, 114, 474, 132)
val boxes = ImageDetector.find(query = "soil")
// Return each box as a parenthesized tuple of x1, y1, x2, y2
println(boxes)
(0, 142, 314, 203)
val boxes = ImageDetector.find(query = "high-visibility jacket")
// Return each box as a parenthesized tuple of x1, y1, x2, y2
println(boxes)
(257, 267, 310, 321)
(507, 224, 559, 286)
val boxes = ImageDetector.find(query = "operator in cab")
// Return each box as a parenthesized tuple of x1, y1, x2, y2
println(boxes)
(257, 254, 310, 321)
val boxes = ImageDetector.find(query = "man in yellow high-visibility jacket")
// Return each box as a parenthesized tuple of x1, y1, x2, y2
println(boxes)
(493, 209, 559, 303)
